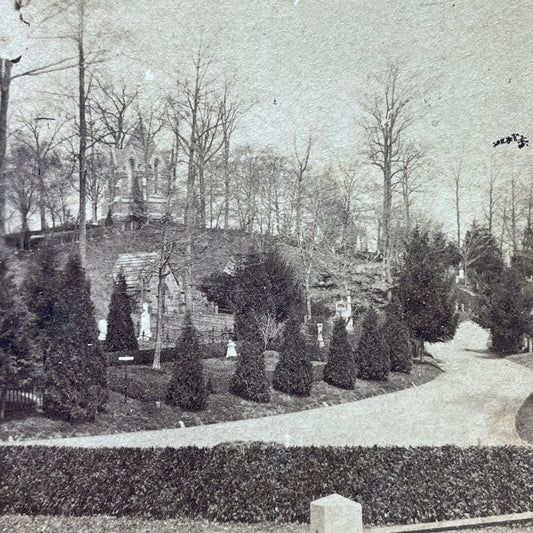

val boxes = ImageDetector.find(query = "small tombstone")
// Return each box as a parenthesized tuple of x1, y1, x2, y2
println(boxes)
(98, 319, 108, 341)
(138, 302, 152, 341)
(310, 493, 363, 533)
(226, 339, 238, 358)
(317, 323, 325, 348)
(345, 295, 354, 333)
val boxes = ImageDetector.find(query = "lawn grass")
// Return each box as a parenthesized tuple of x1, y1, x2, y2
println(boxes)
(0, 361, 439, 442)
(0, 515, 531, 533)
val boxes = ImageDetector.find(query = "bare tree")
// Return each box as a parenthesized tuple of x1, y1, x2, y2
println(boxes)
(14, 114, 66, 229)
(395, 143, 425, 230)
(293, 135, 312, 243)
(363, 63, 416, 263)
(6, 143, 39, 247)
(452, 158, 463, 247)
(484, 157, 500, 234)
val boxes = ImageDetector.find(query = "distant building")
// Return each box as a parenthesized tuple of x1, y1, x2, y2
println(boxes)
(113, 252, 234, 343)
(104, 129, 175, 224)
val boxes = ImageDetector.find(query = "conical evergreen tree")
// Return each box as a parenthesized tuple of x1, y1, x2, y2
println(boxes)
(166, 312, 207, 411)
(0, 250, 37, 419)
(323, 318, 356, 390)
(273, 316, 313, 396)
(383, 295, 412, 373)
(105, 272, 138, 353)
(398, 228, 458, 354)
(357, 308, 390, 381)
(484, 266, 533, 355)
(230, 316, 270, 403)
(24, 244, 62, 360)
(43, 254, 108, 421)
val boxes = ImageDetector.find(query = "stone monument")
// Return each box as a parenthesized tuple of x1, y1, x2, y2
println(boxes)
(226, 339, 238, 358)
(98, 319, 107, 341)
(138, 302, 152, 341)
(310, 493, 363, 533)
(317, 323, 325, 348)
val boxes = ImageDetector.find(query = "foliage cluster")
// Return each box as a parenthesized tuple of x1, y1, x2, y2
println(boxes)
(382, 296, 412, 373)
(24, 248, 107, 421)
(105, 271, 138, 353)
(0, 250, 37, 418)
(397, 228, 458, 346)
(323, 318, 356, 389)
(166, 313, 207, 411)
(2, 444, 533, 525)
(272, 317, 312, 396)
(201, 246, 304, 342)
(356, 308, 390, 381)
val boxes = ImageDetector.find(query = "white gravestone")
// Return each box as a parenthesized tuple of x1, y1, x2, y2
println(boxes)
(335, 297, 354, 332)
(138, 302, 152, 341)
(345, 295, 354, 333)
(310, 493, 363, 533)
(98, 319, 107, 341)
(226, 339, 238, 358)
(317, 323, 325, 348)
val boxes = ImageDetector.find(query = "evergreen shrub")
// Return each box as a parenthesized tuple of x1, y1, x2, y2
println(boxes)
(105, 271, 138, 353)
(272, 317, 312, 396)
(323, 318, 356, 389)
(356, 308, 390, 381)
(166, 313, 207, 411)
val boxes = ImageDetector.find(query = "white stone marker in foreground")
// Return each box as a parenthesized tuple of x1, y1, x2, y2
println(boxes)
(310, 493, 363, 533)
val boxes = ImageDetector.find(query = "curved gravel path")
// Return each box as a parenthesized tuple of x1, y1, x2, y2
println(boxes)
(7, 322, 533, 448)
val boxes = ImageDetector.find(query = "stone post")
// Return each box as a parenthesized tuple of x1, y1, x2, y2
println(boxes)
(310, 493, 363, 533)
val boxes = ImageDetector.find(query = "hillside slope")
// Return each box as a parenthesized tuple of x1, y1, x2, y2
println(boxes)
(10, 225, 388, 321)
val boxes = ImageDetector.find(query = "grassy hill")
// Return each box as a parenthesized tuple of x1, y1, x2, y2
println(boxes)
(7, 224, 389, 322)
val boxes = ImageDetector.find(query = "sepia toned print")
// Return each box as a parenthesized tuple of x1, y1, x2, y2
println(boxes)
(1, 1, 533, 532)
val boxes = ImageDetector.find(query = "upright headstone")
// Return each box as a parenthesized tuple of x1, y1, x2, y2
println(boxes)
(310, 493, 363, 533)
(317, 323, 325, 348)
(226, 339, 238, 358)
(345, 295, 354, 333)
(97, 319, 108, 341)
(138, 302, 152, 341)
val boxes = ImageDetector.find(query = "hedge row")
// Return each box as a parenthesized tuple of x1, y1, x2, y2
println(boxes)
(2, 444, 533, 525)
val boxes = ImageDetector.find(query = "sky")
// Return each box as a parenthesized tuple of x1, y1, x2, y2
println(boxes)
(9, 0, 533, 235)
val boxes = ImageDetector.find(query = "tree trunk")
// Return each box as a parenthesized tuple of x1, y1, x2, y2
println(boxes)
(38, 162, 47, 230)
(198, 162, 206, 229)
(223, 139, 230, 229)
(78, 2, 87, 267)
(305, 260, 312, 322)
(92, 200, 98, 223)
(382, 167, 392, 258)
(152, 272, 164, 371)
(0, 60, 12, 239)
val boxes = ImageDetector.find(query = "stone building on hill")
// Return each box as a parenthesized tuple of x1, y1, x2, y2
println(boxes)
(112, 252, 234, 343)
(104, 129, 175, 224)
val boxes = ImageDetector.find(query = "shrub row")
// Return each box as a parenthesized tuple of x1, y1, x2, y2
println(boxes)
(2, 444, 533, 525)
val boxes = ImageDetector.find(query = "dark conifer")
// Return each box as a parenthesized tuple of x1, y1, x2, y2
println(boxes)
(273, 316, 313, 396)
(105, 271, 138, 353)
(166, 312, 207, 411)
(383, 295, 412, 373)
(230, 316, 270, 402)
(323, 317, 356, 389)
(0, 250, 36, 419)
(357, 308, 390, 381)
(42, 254, 107, 421)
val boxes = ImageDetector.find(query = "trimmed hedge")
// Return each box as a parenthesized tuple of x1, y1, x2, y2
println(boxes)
(2, 444, 533, 525)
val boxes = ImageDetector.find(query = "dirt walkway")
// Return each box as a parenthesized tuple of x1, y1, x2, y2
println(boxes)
(7, 322, 533, 448)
